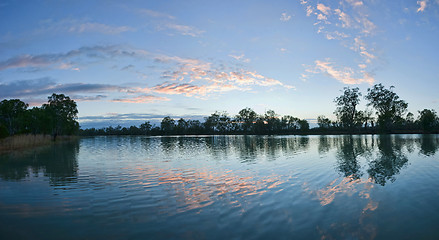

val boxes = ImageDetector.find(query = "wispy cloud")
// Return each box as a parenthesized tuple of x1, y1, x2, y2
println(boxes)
(139, 9, 175, 19)
(68, 22, 135, 34)
(0, 45, 149, 71)
(229, 53, 251, 63)
(417, 0, 428, 12)
(0, 77, 123, 99)
(160, 23, 204, 37)
(38, 19, 135, 35)
(300, 0, 378, 82)
(305, 59, 374, 85)
(317, 3, 331, 15)
(112, 94, 170, 103)
(280, 12, 292, 22)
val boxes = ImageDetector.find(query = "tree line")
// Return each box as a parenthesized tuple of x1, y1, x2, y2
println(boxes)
(317, 83, 439, 133)
(1, 84, 438, 138)
(0, 94, 79, 139)
(79, 108, 311, 136)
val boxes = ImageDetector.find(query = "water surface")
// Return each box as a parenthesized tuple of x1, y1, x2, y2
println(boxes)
(1, 135, 439, 239)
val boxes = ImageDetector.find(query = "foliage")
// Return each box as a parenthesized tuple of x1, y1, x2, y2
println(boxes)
(334, 87, 362, 129)
(0, 99, 29, 135)
(43, 94, 79, 138)
(365, 84, 408, 131)
(317, 115, 332, 129)
(417, 109, 439, 132)
(0, 94, 79, 139)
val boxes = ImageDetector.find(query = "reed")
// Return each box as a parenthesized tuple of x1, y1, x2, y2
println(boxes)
(0, 134, 78, 153)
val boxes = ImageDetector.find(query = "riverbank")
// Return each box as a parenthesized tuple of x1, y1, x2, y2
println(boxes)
(0, 134, 78, 154)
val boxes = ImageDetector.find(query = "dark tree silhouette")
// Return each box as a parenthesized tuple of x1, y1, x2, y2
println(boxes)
(334, 87, 362, 129)
(365, 84, 408, 131)
(43, 93, 79, 139)
(417, 109, 439, 132)
(0, 99, 28, 135)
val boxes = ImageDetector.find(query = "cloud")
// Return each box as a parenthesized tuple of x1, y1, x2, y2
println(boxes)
(68, 22, 135, 34)
(317, 3, 331, 15)
(0, 45, 149, 71)
(0, 78, 123, 99)
(417, 0, 428, 12)
(73, 95, 107, 101)
(139, 9, 175, 19)
(345, 0, 364, 7)
(280, 12, 292, 22)
(325, 31, 349, 40)
(112, 94, 170, 103)
(334, 9, 353, 28)
(38, 19, 135, 35)
(160, 23, 204, 37)
(306, 60, 374, 85)
(229, 54, 251, 63)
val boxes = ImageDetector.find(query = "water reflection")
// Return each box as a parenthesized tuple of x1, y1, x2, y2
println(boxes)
(330, 135, 439, 186)
(0, 141, 79, 185)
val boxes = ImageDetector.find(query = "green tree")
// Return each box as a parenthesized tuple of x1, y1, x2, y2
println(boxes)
(42, 94, 79, 138)
(365, 84, 408, 131)
(334, 87, 362, 129)
(317, 115, 332, 129)
(417, 109, 439, 132)
(160, 116, 175, 134)
(298, 119, 309, 131)
(140, 121, 152, 135)
(264, 109, 280, 133)
(0, 99, 28, 135)
(236, 108, 257, 132)
(281, 115, 300, 131)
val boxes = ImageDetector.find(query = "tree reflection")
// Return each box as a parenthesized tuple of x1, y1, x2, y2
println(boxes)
(418, 134, 439, 156)
(0, 141, 79, 185)
(367, 136, 409, 186)
(335, 136, 365, 180)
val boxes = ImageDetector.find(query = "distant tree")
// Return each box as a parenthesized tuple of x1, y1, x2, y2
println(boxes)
(317, 115, 332, 129)
(42, 93, 79, 138)
(365, 84, 408, 131)
(161, 116, 175, 135)
(0, 99, 28, 135)
(264, 109, 280, 133)
(176, 118, 188, 134)
(140, 121, 152, 135)
(236, 108, 257, 132)
(334, 87, 361, 129)
(281, 115, 300, 131)
(298, 119, 310, 131)
(417, 109, 439, 132)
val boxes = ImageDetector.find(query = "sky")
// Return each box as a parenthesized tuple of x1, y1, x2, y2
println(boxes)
(1, 0, 439, 128)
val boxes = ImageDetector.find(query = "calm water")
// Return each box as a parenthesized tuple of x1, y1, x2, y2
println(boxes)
(1, 135, 439, 239)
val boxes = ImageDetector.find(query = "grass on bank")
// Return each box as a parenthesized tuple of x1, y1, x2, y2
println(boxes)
(0, 134, 78, 154)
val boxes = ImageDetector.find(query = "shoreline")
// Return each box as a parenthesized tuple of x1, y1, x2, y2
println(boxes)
(0, 134, 78, 154)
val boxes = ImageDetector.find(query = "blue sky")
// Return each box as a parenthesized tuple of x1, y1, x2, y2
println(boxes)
(1, 0, 438, 128)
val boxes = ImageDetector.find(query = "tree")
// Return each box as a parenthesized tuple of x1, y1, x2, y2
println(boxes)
(161, 116, 175, 134)
(298, 119, 309, 131)
(236, 108, 257, 132)
(0, 99, 28, 135)
(264, 110, 280, 133)
(317, 115, 332, 129)
(417, 109, 439, 132)
(365, 84, 408, 131)
(140, 121, 152, 135)
(281, 115, 300, 131)
(334, 87, 361, 129)
(42, 94, 79, 138)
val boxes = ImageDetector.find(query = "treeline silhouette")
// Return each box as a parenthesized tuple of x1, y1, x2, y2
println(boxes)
(0, 93, 79, 139)
(79, 108, 311, 136)
(80, 84, 439, 136)
(1, 84, 438, 138)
